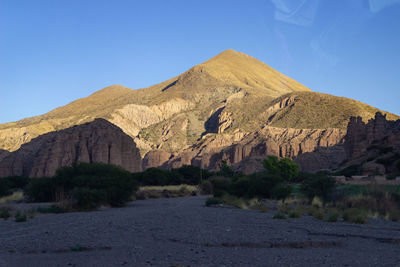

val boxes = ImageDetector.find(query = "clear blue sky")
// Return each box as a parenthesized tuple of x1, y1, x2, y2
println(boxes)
(1, 0, 400, 123)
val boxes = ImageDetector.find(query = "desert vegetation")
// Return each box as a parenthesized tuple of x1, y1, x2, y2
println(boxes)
(204, 156, 400, 224)
(1, 158, 400, 225)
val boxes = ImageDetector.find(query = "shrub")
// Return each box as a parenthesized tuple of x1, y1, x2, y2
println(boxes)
(14, 211, 27, 222)
(71, 188, 107, 210)
(216, 161, 235, 178)
(326, 209, 340, 222)
(0, 182, 12, 198)
(342, 208, 367, 224)
(209, 176, 231, 197)
(300, 174, 336, 205)
(36, 205, 65, 214)
(3, 176, 29, 189)
(288, 210, 301, 218)
(335, 164, 362, 177)
(263, 156, 299, 182)
(271, 184, 292, 203)
(312, 210, 325, 220)
(273, 212, 286, 219)
(200, 180, 213, 195)
(205, 197, 222, 206)
(0, 207, 11, 220)
(25, 177, 54, 202)
(389, 209, 400, 222)
(174, 165, 211, 185)
(25, 163, 138, 209)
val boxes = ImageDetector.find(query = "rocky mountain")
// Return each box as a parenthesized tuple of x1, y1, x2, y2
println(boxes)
(0, 119, 141, 177)
(0, 49, 398, 174)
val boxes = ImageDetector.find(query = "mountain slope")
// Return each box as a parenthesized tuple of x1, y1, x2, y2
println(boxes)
(0, 49, 398, 167)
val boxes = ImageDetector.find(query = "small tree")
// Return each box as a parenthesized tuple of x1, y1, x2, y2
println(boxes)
(263, 156, 299, 182)
(271, 183, 292, 203)
(217, 161, 235, 178)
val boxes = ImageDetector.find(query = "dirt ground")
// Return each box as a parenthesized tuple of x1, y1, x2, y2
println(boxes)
(1, 196, 400, 266)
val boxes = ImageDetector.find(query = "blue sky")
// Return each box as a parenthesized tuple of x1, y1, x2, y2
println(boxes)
(1, 0, 400, 123)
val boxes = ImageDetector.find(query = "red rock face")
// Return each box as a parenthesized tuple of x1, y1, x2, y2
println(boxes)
(343, 112, 400, 174)
(0, 119, 142, 177)
(144, 126, 347, 173)
(345, 112, 400, 159)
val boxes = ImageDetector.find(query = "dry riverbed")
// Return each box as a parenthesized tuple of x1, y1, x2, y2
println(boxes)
(1, 196, 400, 266)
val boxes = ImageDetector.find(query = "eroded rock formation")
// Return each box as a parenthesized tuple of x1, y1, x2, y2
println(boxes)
(0, 119, 142, 177)
(343, 112, 400, 174)
(144, 126, 347, 173)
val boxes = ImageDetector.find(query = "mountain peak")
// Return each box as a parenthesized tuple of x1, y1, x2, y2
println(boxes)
(188, 49, 312, 95)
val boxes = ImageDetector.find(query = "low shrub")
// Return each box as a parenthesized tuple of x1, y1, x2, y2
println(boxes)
(271, 184, 292, 203)
(36, 205, 65, 214)
(342, 208, 367, 224)
(326, 209, 340, 222)
(0, 207, 11, 220)
(209, 176, 231, 197)
(389, 209, 400, 222)
(273, 212, 286, 219)
(300, 174, 336, 205)
(14, 211, 27, 222)
(205, 197, 223, 206)
(200, 180, 213, 195)
(288, 210, 301, 218)
(24, 177, 53, 202)
(313, 210, 325, 220)
(71, 188, 107, 210)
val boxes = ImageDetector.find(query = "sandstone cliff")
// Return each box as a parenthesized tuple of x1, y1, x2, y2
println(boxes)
(0, 119, 142, 177)
(143, 126, 347, 173)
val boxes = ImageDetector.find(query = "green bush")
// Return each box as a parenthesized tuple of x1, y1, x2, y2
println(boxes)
(0, 207, 11, 220)
(335, 164, 362, 177)
(205, 197, 222, 206)
(300, 174, 336, 204)
(24, 163, 138, 209)
(216, 161, 235, 177)
(288, 211, 301, 218)
(342, 208, 367, 224)
(71, 188, 107, 210)
(0, 176, 30, 198)
(14, 211, 27, 222)
(0, 182, 12, 198)
(273, 212, 286, 219)
(209, 176, 231, 197)
(36, 205, 65, 214)
(25, 177, 54, 202)
(263, 156, 299, 182)
(271, 184, 292, 203)
(200, 180, 213, 195)
(326, 210, 339, 222)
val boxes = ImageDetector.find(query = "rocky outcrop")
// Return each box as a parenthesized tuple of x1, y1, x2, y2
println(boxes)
(345, 112, 400, 159)
(0, 119, 141, 177)
(144, 126, 346, 173)
(343, 112, 400, 174)
(142, 150, 172, 169)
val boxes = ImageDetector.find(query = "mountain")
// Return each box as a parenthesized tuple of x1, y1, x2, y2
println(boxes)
(0, 49, 398, 174)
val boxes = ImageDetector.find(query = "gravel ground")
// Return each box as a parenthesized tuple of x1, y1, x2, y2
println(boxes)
(1, 196, 400, 267)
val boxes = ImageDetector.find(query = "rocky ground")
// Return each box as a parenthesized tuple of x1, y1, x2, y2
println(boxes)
(1, 196, 400, 266)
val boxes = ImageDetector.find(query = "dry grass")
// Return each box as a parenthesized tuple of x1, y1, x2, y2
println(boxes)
(0, 191, 24, 204)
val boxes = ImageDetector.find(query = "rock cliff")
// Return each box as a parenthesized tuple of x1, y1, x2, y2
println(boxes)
(342, 112, 400, 174)
(0, 119, 142, 177)
(144, 126, 347, 173)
